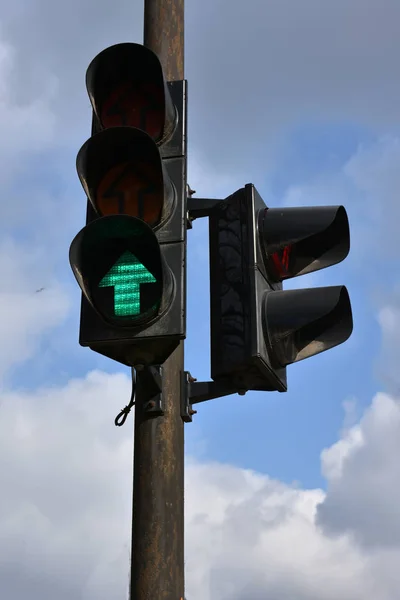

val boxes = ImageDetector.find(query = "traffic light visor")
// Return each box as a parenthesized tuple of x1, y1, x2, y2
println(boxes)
(86, 42, 177, 144)
(76, 127, 175, 228)
(258, 205, 350, 281)
(69, 215, 173, 327)
(263, 286, 353, 367)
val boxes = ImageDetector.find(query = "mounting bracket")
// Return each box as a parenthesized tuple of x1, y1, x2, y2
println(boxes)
(136, 364, 164, 415)
(181, 371, 246, 422)
(187, 197, 226, 223)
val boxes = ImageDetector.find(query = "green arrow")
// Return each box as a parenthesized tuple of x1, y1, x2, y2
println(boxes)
(99, 251, 156, 317)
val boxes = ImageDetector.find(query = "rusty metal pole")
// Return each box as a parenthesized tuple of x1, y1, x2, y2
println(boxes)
(130, 1, 185, 599)
(144, 0, 184, 81)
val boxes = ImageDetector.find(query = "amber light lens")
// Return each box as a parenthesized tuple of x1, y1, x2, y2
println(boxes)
(96, 160, 163, 226)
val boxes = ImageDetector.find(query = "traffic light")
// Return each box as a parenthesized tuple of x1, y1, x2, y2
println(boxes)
(208, 184, 353, 393)
(69, 43, 187, 367)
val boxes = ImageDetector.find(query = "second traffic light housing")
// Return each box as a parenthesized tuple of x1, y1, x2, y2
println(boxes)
(208, 184, 353, 393)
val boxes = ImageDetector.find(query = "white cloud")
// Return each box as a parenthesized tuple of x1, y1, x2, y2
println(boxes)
(317, 391, 400, 549)
(3, 0, 400, 179)
(321, 422, 364, 481)
(1, 368, 400, 599)
(186, 0, 400, 177)
(343, 136, 400, 259)
(0, 370, 132, 600)
(0, 237, 70, 383)
(376, 295, 400, 392)
(0, 35, 57, 172)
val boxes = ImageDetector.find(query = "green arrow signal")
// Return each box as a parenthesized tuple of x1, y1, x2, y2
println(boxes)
(99, 251, 157, 317)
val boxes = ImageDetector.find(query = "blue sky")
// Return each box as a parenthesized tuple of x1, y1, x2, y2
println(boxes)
(2, 1, 400, 599)
(183, 119, 381, 489)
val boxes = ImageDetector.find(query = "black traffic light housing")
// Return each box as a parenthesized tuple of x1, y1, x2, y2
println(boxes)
(208, 184, 353, 393)
(70, 43, 187, 367)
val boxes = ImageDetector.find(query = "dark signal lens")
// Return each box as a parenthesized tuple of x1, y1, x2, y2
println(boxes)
(270, 245, 293, 279)
(101, 82, 164, 141)
(77, 128, 175, 229)
(258, 206, 350, 282)
(96, 160, 163, 226)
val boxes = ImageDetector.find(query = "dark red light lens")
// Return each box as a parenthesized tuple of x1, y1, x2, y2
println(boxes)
(101, 82, 164, 141)
(270, 245, 293, 278)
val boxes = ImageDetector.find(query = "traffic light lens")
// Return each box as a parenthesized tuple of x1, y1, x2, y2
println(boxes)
(259, 206, 350, 281)
(86, 43, 178, 146)
(101, 82, 164, 141)
(69, 215, 169, 327)
(96, 159, 163, 226)
(263, 286, 353, 367)
(99, 250, 158, 317)
(77, 128, 175, 228)
(270, 245, 293, 279)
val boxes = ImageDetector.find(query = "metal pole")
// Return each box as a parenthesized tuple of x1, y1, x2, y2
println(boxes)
(143, 0, 184, 81)
(130, 1, 185, 599)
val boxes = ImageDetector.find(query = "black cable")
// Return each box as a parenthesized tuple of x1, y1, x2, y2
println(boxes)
(115, 368, 136, 427)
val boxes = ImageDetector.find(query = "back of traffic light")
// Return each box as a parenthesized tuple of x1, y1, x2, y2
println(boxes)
(206, 184, 353, 394)
(69, 43, 187, 367)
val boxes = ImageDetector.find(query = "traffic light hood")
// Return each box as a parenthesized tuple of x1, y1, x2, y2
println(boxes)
(76, 127, 175, 228)
(69, 215, 174, 328)
(263, 285, 353, 367)
(258, 205, 350, 282)
(86, 42, 177, 144)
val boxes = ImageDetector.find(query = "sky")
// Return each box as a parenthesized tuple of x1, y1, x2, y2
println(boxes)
(1, 0, 400, 598)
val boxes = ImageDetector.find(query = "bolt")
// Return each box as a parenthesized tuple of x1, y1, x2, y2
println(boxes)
(189, 408, 197, 416)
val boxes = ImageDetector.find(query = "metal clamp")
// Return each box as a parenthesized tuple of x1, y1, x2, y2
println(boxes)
(181, 371, 246, 422)
(181, 371, 198, 422)
(136, 365, 164, 415)
(187, 197, 227, 223)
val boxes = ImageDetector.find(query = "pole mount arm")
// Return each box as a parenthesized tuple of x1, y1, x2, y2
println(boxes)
(187, 197, 227, 221)
(181, 371, 247, 422)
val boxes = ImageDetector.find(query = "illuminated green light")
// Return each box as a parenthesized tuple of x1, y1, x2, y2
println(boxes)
(99, 251, 156, 317)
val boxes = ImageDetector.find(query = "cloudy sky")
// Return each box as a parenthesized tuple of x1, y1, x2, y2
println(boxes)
(1, 0, 400, 598)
